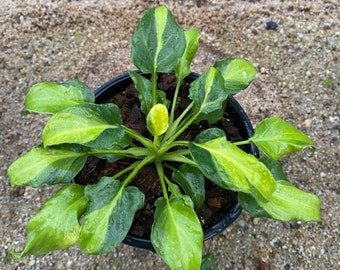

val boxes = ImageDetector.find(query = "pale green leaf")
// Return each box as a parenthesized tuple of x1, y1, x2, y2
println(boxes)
(7, 145, 87, 187)
(131, 6, 186, 73)
(250, 117, 316, 160)
(147, 103, 169, 136)
(214, 58, 256, 95)
(151, 196, 203, 270)
(79, 177, 144, 254)
(175, 28, 201, 83)
(259, 180, 320, 221)
(42, 103, 124, 148)
(189, 67, 227, 123)
(18, 185, 88, 257)
(25, 80, 94, 114)
(189, 128, 276, 200)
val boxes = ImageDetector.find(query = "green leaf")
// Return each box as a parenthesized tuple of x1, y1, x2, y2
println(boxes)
(128, 71, 153, 114)
(259, 181, 320, 221)
(214, 58, 256, 95)
(131, 6, 186, 74)
(238, 157, 288, 218)
(17, 185, 88, 257)
(189, 128, 276, 201)
(239, 158, 320, 221)
(250, 117, 316, 160)
(42, 103, 124, 148)
(79, 177, 144, 254)
(25, 80, 94, 114)
(151, 196, 203, 270)
(146, 103, 169, 136)
(175, 28, 201, 83)
(7, 145, 87, 187)
(172, 164, 205, 208)
(189, 67, 228, 123)
(201, 253, 217, 270)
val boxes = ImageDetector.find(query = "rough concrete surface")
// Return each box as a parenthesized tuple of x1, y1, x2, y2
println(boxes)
(0, 0, 339, 269)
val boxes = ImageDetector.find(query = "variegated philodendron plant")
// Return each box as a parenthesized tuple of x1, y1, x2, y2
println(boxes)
(8, 6, 320, 270)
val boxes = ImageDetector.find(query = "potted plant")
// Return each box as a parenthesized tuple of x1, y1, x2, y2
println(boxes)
(7, 6, 320, 270)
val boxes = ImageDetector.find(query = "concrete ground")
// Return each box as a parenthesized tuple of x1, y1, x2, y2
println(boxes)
(0, 0, 338, 269)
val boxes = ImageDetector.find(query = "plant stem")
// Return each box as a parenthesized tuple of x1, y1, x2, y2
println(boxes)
(123, 126, 154, 149)
(169, 78, 182, 125)
(234, 139, 252, 146)
(151, 71, 158, 106)
(120, 155, 155, 188)
(155, 161, 169, 201)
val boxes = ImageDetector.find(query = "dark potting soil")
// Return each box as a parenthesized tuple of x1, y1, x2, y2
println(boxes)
(75, 73, 246, 239)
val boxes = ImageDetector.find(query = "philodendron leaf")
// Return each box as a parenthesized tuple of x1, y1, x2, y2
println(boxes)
(189, 67, 228, 123)
(151, 196, 203, 270)
(172, 164, 205, 208)
(175, 28, 201, 83)
(214, 58, 256, 95)
(131, 6, 186, 73)
(189, 128, 276, 201)
(147, 103, 169, 136)
(42, 103, 124, 148)
(128, 71, 153, 114)
(250, 117, 316, 160)
(25, 79, 95, 114)
(238, 155, 320, 221)
(15, 185, 88, 257)
(238, 157, 288, 218)
(7, 145, 87, 187)
(79, 177, 144, 254)
(262, 181, 320, 221)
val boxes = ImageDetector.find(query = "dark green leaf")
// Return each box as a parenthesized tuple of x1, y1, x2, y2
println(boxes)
(214, 58, 256, 95)
(42, 103, 124, 148)
(8, 145, 87, 187)
(17, 185, 88, 257)
(250, 117, 316, 160)
(189, 128, 276, 201)
(131, 6, 186, 73)
(128, 71, 153, 114)
(79, 177, 144, 253)
(172, 164, 205, 208)
(259, 156, 289, 181)
(201, 253, 216, 270)
(189, 67, 227, 123)
(151, 196, 203, 270)
(25, 79, 94, 114)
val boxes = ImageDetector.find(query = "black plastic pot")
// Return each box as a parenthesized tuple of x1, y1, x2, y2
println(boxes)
(94, 71, 259, 251)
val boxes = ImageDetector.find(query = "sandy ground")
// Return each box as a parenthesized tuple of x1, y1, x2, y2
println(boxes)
(0, 0, 339, 269)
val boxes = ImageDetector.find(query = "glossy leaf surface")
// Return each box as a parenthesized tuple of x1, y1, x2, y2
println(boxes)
(128, 71, 153, 114)
(25, 80, 94, 114)
(131, 6, 186, 73)
(214, 58, 256, 95)
(147, 103, 169, 136)
(175, 28, 201, 83)
(8, 145, 87, 187)
(17, 185, 88, 257)
(189, 128, 276, 200)
(42, 103, 123, 148)
(172, 164, 205, 208)
(151, 196, 203, 270)
(189, 67, 227, 123)
(79, 177, 144, 254)
(250, 117, 316, 160)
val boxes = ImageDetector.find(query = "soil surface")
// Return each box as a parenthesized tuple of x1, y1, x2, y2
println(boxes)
(1, 1, 339, 269)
